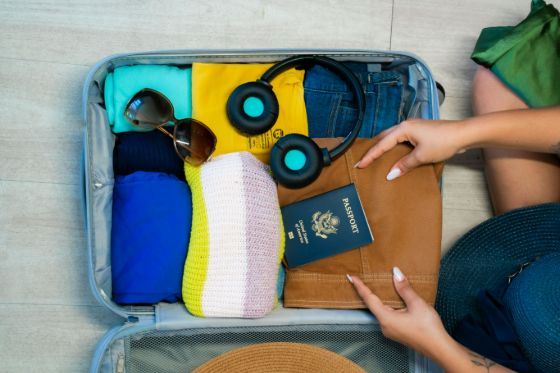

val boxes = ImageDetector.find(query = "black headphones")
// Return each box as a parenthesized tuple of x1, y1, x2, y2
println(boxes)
(227, 55, 366, 189)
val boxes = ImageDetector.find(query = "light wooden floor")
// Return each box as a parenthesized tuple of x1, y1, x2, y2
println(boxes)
(1, 0, 557, 371)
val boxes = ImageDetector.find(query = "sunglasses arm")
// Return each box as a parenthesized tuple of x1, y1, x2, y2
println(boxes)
(157, 126, 175, 140)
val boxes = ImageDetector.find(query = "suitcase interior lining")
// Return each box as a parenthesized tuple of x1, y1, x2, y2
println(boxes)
(98, 323, 413, 373)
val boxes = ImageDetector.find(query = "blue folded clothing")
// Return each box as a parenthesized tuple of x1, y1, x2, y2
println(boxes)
(111, 171, 192, 304)
(104, 64, 192, 133)
(304, 64, 402, 138)
(113, 131, 185, 181)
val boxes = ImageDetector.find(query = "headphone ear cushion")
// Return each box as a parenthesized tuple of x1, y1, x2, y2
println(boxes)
(226, 81, 279, 135)
(270, 134, 325, 189)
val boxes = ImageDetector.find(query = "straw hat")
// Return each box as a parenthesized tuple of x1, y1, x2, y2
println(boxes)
(193, 342, 366, 373)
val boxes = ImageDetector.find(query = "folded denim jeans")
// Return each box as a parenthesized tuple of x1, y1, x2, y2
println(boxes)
(304, 64, 403, 138)
(277, 138, 443, 309)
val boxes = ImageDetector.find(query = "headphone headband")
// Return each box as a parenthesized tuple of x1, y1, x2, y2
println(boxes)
(228, 55, 367, 188)
(261, 55, 366, 162)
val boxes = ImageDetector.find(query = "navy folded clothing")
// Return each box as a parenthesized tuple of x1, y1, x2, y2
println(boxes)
(113, 130, 185, 181)
(111, 171, 192, 304)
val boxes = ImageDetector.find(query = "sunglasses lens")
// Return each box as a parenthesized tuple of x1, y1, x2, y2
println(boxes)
(124, 90, 173, 128)
(174, 119, 217, 166)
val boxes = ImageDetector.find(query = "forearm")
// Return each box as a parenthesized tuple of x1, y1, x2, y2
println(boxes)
(458, 106, 560, 155)
(423, 334, 515, 373)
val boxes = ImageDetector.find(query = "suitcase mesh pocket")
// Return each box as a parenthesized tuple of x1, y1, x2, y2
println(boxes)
(124, 323, 412, 372)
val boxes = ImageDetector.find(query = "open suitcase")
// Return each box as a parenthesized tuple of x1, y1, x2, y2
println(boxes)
(82, 49, 445, 373)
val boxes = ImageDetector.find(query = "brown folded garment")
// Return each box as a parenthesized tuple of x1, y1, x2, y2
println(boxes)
(278, 138, 443, 309)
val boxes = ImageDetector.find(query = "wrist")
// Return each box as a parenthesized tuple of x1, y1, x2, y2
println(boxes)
(418, 329, 461, 364)
(424, 334, 480, 373)
(450, 119, 481, 152)
(459, 114, 508, 150)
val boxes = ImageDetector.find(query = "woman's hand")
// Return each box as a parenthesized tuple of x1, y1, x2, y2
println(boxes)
(355, 119, 468, 180)
(356, 107, 560, 181)
(348, 269, 516, 372)
(347, 268, 453, 358)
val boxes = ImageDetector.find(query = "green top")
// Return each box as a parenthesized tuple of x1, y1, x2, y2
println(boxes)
(471, 0, 560, 107)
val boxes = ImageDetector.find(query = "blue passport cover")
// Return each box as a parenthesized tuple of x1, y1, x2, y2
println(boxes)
(281, 183, 374, 268)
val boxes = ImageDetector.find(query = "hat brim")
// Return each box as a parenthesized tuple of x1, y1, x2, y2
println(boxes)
(436, 203, 560, 332)
(192, 342, 366, 373)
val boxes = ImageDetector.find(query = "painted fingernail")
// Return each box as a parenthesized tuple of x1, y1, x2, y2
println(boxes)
(386, 167, 402, 181)
(393, 267, 405, 282)
(346, 274, 354, 284)
(353, 161, 361, 169)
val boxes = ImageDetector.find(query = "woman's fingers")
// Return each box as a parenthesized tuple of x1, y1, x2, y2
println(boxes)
(356, 126, 406, 168)
(348, 275, 392, 322)
(375, 125, 399, 141)
(391, 267, 423, 309)
(385, 151, 423, 181)
(349, 269, 425, 322)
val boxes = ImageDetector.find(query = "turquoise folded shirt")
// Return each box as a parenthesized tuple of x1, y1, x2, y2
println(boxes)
(104, 65, 192, 133)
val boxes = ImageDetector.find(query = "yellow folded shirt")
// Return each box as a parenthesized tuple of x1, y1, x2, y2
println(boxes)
(192, 63, 308, 163)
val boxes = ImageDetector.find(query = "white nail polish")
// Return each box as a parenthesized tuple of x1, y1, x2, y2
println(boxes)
(353, 161, 361, 169)
(386, 167, 402, 181)
(393, 267, 405, 282)
(346, 274, 354, 284)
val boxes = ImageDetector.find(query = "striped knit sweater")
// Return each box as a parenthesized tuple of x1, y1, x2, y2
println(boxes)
(183, 152, 284, 318)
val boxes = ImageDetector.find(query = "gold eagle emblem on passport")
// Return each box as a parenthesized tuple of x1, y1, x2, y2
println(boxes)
(311, 210, 340, 239)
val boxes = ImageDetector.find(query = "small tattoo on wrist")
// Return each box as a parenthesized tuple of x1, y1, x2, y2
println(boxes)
(469, 352, 496, 372)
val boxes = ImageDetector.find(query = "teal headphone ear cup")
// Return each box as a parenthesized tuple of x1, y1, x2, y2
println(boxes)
(270, 134, 324, 189)
(226, 81, 279, 135)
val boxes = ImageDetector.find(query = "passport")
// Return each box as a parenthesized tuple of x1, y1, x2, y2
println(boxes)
(281, 183, 374, 268)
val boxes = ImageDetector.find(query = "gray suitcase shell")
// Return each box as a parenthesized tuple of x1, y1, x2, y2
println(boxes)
(82, 49, 444, 373)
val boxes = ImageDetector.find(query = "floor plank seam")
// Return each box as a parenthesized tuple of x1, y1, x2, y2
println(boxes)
(442, 207, 491, 212)
(389, 0, 395, 50)
(0, 302, 109, 308)
(0, 55, 90, 68)
(0, 178, 79, 186)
